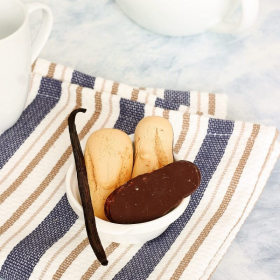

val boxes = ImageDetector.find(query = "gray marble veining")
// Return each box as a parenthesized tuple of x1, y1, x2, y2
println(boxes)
(24, 0, 280, 279)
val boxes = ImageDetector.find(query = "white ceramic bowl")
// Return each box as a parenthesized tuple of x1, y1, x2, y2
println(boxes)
(66, 162, 190, 244)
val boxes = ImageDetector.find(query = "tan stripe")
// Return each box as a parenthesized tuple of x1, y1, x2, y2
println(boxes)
(52, 238, 89, 280)
(101, 78, 106, 92)
(0, 87, 81, 204)
(183, 115, 201, 160)
(139, 87, 146, 90)
(31, 59, 37, 72)
(156, 122, 245, 280)
(197, 92, 201, 112)
(131, 88, 139, 101)
(111, 82, 119, 95)
(171, 124, 260, 280)
(81, 243, 119, 280)
(76, 86, 83, 107)
(173, 113, 190, 154)
(144, 92, 149, 104)
(61, 66, 67, 81)
(208, 93, 216, 116)
(0, 178, 65, 252)
(152, 107, 156, 116)
(153, 88, 157, 95)
(0, 92, 101, 235)
(99, 245, 133, 280)
(39, 225, 85, 280)
(46, 63, 57, 79)
(202, 130, 279, 280)
(163, 109, 169, 119)
(0, 84, 71, 187)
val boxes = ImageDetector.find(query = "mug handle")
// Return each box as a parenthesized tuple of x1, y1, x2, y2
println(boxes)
(25, 2, 53, 64)
(210, 0, 259, 33)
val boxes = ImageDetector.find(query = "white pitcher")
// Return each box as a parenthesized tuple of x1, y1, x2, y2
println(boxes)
(0, 0, 53, 134)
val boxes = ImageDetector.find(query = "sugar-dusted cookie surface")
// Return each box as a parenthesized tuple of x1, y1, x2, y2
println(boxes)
(85, 128, 133, 220)
(132, 116, 174, 178)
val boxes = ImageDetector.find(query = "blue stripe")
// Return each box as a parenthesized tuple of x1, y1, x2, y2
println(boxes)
(113, 118, 234, 280)
(155, 98, 180, 111)
(0, 77, 62, 169)
(0, 195, 78, 280)
(71, 70, 95, 89)
(164, 90, 190, 106)
(114, 98, 145, 135)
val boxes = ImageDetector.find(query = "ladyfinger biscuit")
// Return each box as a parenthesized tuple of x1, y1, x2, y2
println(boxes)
(85, 128, 133, 220)
(132, 116, 173, 178)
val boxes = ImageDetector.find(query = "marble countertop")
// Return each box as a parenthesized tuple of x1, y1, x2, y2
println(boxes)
(25, 0, 280, 279)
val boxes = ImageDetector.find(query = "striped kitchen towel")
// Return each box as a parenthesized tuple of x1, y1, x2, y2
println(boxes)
(0, 59, 279, 280)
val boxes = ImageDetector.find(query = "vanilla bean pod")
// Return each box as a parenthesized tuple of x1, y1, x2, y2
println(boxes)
(68, 108, 108, 266)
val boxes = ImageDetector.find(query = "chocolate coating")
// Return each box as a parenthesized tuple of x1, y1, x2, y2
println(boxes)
(104, 160, 201, 224)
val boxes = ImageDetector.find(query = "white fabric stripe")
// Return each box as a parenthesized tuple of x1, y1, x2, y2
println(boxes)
(169, 110, 184, 148)
(118, 83, 138, 98)
(64, 66, 74, 83)
(182, 125, 276, 279)
(156, 88, 165, 98)
(201, 140, 280, 280)
(94, 77, 104, 92)
(35, 59, 51, 76)
(200, 92, 209, 115)
(53, 64, 64, 80)
(148, 121, 245, 280)
(190, 91, 198, 113)
(144, 103, 154, 117)
(184, 115, 209, 162)
(137, 90, 147, 103)
(104, 79, 114, 93)
(147, 94, 157, 106)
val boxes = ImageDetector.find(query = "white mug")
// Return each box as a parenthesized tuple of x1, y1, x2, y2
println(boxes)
(0, 0, 53, 134)
(115, 0, 259, 36)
